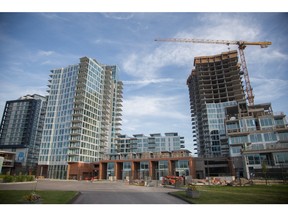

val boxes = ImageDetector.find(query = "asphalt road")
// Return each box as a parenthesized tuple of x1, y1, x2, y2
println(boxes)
(0, 180, 188, 204)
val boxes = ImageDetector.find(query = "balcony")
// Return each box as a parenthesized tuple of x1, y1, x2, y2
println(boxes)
(116, 103, 123, 107)
(74, 100, 84, 105)
(69, 143, 80, 149)
(115, 116, 122, 121)
(67, 151, 79, 156)
(71, 131, 81, 136)
(72, 118, 82, 123)
(242, 142, 288, 154)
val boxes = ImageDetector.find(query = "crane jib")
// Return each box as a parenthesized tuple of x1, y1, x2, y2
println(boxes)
(154, 38, 272, 106)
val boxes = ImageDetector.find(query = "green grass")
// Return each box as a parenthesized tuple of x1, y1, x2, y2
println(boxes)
(170, 185, 288, 204)
(0, 190, 78, 204)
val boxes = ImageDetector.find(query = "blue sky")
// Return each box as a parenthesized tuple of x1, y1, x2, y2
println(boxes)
(0, 12, 288, 153)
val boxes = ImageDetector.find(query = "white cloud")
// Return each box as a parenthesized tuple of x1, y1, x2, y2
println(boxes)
(102, 13, 134, 20)
(0, 82, 47, 116)
(123, 78, 174, 86)
(252, 76, 288, 103)
(121, 94, 192, 146)
(40, 13, 69, 21)
(37, 50, 55, 56)
(122, 14, 262, 81)
(122, 95, 187, 119)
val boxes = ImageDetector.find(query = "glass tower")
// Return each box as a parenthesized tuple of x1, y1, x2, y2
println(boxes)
(0, 94, 47, 174)
(38, 57, 122, 179)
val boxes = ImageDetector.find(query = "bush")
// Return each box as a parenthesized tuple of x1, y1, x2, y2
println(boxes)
(26, 175, 35, 181)
(23, 191, 41, 203)
(2, 175, 35, 182)
(3, 175, 15, 183)
(16, 175, 26, 182)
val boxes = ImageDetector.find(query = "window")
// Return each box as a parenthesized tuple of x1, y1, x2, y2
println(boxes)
(263, 133, 277, 142)
(247, 154, 261, 165)
(278, 132, 288, 141)
(260, 118, 273, 127)
(140, 161, 149, 170)
(177, 160, 189, 169)
(231, 146, 241, 154)
(275, 119, 285, 127)
(229, 136, 248, 144)
(251, 144, 264, 150)
(158, 161, 168, 170)
(107, 162, 114, 170)
(123, 162, 131, 170)
(250, 134, 263, 143)
(274, 152, 288, 164)
(246, 119, 255, 127)
(226, 123, 239, 130)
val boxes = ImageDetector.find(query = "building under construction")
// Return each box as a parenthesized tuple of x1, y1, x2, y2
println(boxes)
(187, 50, 245, 158)
(187, 50, 288, 179)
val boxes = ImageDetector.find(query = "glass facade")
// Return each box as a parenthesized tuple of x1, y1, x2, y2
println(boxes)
(0, 94, 46, 172)
(175, 160, 189, 176)
(122, 162, 132, 180)
(225, 102, 288, 178)
(39, 65, 79, 171)
(38, 57, 123, 179)
(116, 133, 185, 154)
(205, 101, 237, 157)
(158, 160, 169, 177)
(140, 161, 149, 179)
(107, 162, 115, 178)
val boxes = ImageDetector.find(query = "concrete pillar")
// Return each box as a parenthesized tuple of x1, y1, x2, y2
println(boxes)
(99, 162, 107, 180)
(168, 160, 175, 176)
(115, 162, 123, 180)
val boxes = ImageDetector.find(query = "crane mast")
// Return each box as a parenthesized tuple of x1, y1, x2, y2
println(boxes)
(155, 38, 272, 106)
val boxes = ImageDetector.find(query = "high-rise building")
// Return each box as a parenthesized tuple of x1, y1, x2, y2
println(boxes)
(37, 57, 123, 179)
(187, 50, 245, 158)
(0, 94, 47, 174)
(187, 50, 288, 179)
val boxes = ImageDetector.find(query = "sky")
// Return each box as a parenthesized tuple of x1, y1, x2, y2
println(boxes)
(0, 12, 288, 155)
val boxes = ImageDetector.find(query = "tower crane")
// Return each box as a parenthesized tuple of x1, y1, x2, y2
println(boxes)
(154, 38, 272, 106)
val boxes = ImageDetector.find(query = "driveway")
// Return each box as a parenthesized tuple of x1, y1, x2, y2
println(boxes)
(0, 180, 188, 204)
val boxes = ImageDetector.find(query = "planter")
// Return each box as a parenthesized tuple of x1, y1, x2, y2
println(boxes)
(186, 190, 200, 198)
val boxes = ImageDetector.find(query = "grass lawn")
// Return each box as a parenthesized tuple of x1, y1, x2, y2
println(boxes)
(0, 190, 78, 204)
(170, 184, 288, 204)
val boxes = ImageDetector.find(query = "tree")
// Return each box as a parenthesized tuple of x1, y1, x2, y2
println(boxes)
(262, 160, 268, 185)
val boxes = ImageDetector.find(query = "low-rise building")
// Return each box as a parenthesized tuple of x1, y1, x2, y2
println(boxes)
(95, 149, 194, 181)
(0, 150, 16, 174)
(225, 100, 288, 179)
(112, 132, 185, 156)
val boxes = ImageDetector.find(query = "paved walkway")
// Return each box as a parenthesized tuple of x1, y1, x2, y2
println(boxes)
(0, 180, 188, 204)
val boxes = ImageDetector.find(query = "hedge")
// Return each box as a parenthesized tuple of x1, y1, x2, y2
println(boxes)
(2, 175, 35, 183)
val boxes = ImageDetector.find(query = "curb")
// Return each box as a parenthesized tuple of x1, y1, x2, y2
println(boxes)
(68, 192, 82, 204)
(167, 192, 193, 204)
(0, 181, 37, 185)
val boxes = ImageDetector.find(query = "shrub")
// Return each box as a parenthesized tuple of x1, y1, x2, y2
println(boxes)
(23, 191, 41, 203)
(26, 175, 35, 181)
(15, 175, 26, 182)
(3, 175, 15, 183)
(187, 183, 198, 191)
